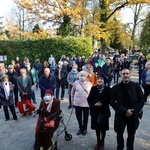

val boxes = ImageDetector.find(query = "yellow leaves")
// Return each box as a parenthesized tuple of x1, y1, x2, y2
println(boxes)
(84, 23, 109, 41)
(129, 0, 150, 4)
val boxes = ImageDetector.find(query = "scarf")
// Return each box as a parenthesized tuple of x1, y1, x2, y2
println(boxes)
(97, 85, 105, 94)
(46, 97, 54, 113)
(3, 82, 10, 98)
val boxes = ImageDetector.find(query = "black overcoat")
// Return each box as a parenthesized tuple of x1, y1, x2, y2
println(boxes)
(110, 81, 144, 133)
(87, 85, 111, 130)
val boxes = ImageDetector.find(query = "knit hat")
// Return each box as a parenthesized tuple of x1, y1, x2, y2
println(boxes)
(45, 89, 53, 95)
(97, 72, 108, 84)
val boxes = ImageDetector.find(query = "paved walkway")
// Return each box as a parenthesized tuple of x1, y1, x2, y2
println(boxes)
(0, 71, 150, 150)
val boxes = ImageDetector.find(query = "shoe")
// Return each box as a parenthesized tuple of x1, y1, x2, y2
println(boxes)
(5, 119, 9, 121)
(82, 130, 87, 135)
(68, 105, 72, 109)
(76, 130, 82, 135)
(23, 113, 26, 116)
(29, 112, 32, 115)
(14, 117, 18, 121)
(61, 98, 64, 100)
(99, 140, 104, 150)
(94, 144, 100, 150)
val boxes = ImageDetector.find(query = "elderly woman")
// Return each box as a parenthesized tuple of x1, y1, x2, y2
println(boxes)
(71, 70, 92, 135)
(141, 61, 150, 103)
(67, 64, 79, 109)
(87, 73, 111, 150)
(0, 74, 18, 121)
(35, 89, 60, 150)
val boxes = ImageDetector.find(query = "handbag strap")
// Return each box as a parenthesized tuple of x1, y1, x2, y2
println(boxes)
(79, 82, 88, 94)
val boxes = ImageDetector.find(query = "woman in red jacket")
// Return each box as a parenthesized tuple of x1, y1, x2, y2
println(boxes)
(35, 89, 60, 150)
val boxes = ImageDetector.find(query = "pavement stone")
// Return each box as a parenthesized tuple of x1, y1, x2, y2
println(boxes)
(0, 71, 150, 150)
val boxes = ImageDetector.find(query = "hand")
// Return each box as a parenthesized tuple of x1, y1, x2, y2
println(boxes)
(95, 102, 102, 107)
(5, 98, 9, 101)
(126, 109, 134, 117)
(146, 82, 150, 85)
(39, 119, 47, 129)
(23, 92, 27, 95)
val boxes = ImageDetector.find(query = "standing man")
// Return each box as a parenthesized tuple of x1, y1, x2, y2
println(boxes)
(39, 68, 56, 98)
(102, 58, 114, 87)
(55, 61, 68, 100)
(110, 68, 144, 150)
(6, 64, 19, 107)
(17, 68, 32, 101)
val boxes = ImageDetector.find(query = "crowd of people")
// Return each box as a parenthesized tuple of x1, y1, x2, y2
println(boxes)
(0, 52, 149, 150)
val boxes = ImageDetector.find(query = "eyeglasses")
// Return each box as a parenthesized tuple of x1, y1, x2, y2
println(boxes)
(122, 72, 130, 75)
(9, 68, 13, 69)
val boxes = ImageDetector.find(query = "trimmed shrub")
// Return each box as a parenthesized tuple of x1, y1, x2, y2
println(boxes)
(0, 36, 92, 64)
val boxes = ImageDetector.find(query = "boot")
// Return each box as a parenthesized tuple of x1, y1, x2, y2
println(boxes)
(99, 140, 104, 150)
(94, 144, 100, 150)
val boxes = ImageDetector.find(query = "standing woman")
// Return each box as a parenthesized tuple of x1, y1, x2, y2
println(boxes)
(0, 74, 18, 121)
(87, 73, 111, 150)
(71, 70, 92, 135)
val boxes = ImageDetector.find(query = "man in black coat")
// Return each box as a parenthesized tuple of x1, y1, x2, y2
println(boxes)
(102, 58, 114, 87)
(54, 61, 68, 100)
(6, 65, 19, 107)
(110, 68, 144, 150)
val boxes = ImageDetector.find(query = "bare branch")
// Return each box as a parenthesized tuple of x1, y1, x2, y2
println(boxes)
(106, 1, 129, 21)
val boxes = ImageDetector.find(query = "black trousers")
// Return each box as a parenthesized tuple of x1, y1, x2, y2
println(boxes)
(116, 117, 137, 150)
(14, 87, 19, 106)
(75, 106, 89, 131)
(3, 105, 17, 120)
(56, 82, 65, 99)
(143, 85, 150, 102)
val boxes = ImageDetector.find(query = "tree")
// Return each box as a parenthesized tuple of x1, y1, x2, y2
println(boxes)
(0, 17, 5, 39)
(57, 15, 73, 36)
(140, 12, 150, 54)
(13, 0, 150, 53)
(127, 4, 149, 50)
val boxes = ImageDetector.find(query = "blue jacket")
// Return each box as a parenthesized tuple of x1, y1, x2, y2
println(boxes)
(0, 82, 14, 106)
(141, 69, 149, 87)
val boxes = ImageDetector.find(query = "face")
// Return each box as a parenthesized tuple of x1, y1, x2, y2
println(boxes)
(147, 63, 150, 69)
(121, 69, 131, 84)
(79, 74, 87, 82)
(106, 59, 111, 64)
(20, 69, 26, 77)
(3, 77, 9, 82)
(88, 68, 93, 74)
(8, 67, 14, 73)
(44, 93, 52, 104)
(44, 68, 50, 77)
(97, 77, 104, 86)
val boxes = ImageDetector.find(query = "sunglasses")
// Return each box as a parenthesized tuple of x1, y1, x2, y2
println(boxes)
(122, 72, 130, 75)
(9, 68, 13, 69)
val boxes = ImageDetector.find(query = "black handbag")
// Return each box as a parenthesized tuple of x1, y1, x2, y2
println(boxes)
(97, 112, 108, 124)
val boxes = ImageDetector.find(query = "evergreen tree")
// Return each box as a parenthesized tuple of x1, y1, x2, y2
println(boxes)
(140, 12, 150, 48)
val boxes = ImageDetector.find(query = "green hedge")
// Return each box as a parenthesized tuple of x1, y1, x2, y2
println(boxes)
(0, 36, 92, 64)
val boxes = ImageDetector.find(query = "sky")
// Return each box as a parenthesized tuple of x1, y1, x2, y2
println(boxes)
(0, 0, 14, 18)
(0, 0, 133, 24)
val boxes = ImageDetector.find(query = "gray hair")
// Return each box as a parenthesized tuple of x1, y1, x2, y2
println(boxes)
(145, 61, 150, 69)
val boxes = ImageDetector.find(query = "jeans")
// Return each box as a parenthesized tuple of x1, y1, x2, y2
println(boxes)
(114, 70, 120, 83)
